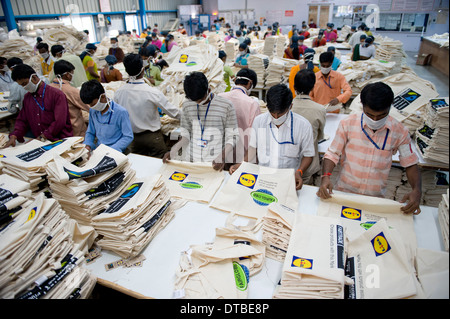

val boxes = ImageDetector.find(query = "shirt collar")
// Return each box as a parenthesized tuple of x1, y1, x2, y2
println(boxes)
(319, 71, 335, 79)
(296, 94, 311, 100)
(266, 110, 292, 128)
(361, 112, 393, 131)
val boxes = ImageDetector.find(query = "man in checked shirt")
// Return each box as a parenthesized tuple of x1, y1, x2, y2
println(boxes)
(317, 82, 422, 215)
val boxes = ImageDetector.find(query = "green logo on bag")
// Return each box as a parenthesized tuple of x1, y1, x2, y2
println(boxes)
(360, 221, 376, 230)
(250, 189, 278, 206)
(180, 182, 203, 189)
(233, 262, 249, 291)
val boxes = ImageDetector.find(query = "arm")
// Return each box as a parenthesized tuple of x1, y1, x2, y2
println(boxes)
(336, 74, 352, 104)
(400, 164, 422, 215)
(9, 105, 30, 143)
(215, 104, 240, 171)
(316, 158, 336, 199)
(108, 110, 134, 153)
(156, 91, 180, 120)
(295, 156, 313, 190)
(86, 59, 100, 79)
(83, 112, 96, 150)
(42, 92, 70, 141)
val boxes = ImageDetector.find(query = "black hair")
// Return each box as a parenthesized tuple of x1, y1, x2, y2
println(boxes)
(53, 60, 75, 76)
(80, 80, 105, 104)
(236, 30, 242, 36)
(123, 53, 143, 77)
(243, 37, 251, 46)
(239, 43, 249, 53)
(0, 57, 6, 65)
(266, 84, 293, 114)
(154, 59, 169, 70)
(294, 69, 316, 95)
(36, 42, 49, 51)
(140, 45, 157, 58)
(290, 35, 300, 60)
(11, 64, 36, 81)
(110, 37, 118, 42)
(184, 72, 209, 101)
(218, 50, 227, 60)
(6, 57, 23, 69)
(235, 68, 258, 89)
(319, 51, 334, 64)
(51, 44, 65, 57)
(360, 82, 394, 112)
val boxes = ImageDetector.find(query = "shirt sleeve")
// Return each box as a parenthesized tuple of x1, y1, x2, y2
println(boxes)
(324, 119, 348, 165)
(336, 73, 352, 104)
(156, 91, 180, 120)
(42, 91, 70, 141)
(108, 109, 134, 153)
(83, 111, 96, 149)
(300, 121, 316, 158)
(10, 104, 30, 142)
(224, 103, 239, 147)
(394, 125, 419, 168)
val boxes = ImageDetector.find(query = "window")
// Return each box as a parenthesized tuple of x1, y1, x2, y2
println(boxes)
(376, 13, 402, 31)
(401, 13, 429, 32)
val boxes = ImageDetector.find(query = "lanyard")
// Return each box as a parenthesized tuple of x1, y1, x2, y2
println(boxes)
(128, 82, 145, 84)
(197, 97, 212, 140)
(269, 112, 294, 145)
(360, 113, 389, 150)
(232, 87, 247, 95)
(322, 76, 332, 89)
(0, 72, 12, 83)
(99, 102, 114, 125)
(32, 83, 46, 111)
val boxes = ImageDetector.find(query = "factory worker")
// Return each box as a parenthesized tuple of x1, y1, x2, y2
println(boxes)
(163, 71, 239, 170)
(3, 64, 73, 148)
(351, 34, 368, 61)
(80, 43, 100, 81)
(288, 48, 319, 98)
(140, 45, 164, 86)
(324, 23, 337, 42)
(100, 55, 123, 83)
(4, 58, 26, 113)
(218, 50, 235, 92)
(299, 24, 310, 39)
(49, 45, 88, 88)
(312, 30, 327, 47)
(50, 60, 89, 137)
(298, 35, 308, 53)
(327, 46, 341, 70)
(234, 43, 250, 69)
(36, 42, 55, 76)
(150, 32, 162, 49)
(348, 24, 367, 48)
(310, 51, 352, 112)
(80, 80, 133, 154)
(0, 57, 13, 92)
(236, 30, 245, 44)
(114, 53, 179, 158)
(359, 36, 376, 60)
(229, 84, 315, 190)
(317, 82, 422, 215)
(108, 37, 125, 63)
(284, 35, 302, 60)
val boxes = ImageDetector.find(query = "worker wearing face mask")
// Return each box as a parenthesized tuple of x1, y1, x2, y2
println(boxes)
(2, 64, 73, 148)
(80, 43, 100, 81)
(108, 37, 125, 63)
(324, 23, 337, 43)
(317, 82, 422, 215)
(114, 54, 179, 158)
(36, 42, 55, 76)
(234, 43, 250, 69)
(100, 55, 123, 83)
(219, 68, 261, 163)
(50, 60, 90, 137)
(49, 45, 88, 88)
(0, 56, 13, 93)
(229, 84, 315, 191)
(357, 36, 376, 61)
(80, 80, 133, 154)
(310, 52, 352, 113)
(139, 45, 164, 86)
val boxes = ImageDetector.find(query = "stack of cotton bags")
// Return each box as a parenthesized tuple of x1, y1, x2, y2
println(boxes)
(438, 189, 449, 252)
(247, 54, 269, 89)
(273, 213, 350, 299)
(224, 38, 239, 63)
(92, 174, 181, 259)
(265, 57, 286, 88)
(0, 137, 85, 193)
(0, 193, 97, 299)
(45, 144, 135, 226)
(261, 203, 295, 262)
(0, 174, 33, 227)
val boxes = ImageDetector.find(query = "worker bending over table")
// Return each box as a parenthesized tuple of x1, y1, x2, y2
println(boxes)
(316, 82, 422, 215)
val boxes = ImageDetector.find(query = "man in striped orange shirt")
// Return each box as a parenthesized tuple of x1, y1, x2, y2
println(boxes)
(317, 82, 422, 215)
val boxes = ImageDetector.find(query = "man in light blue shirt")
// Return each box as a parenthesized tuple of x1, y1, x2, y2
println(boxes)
(80, 80, 133, 154)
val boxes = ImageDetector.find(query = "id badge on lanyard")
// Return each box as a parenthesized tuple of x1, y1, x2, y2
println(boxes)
(197, 98, 212, 148)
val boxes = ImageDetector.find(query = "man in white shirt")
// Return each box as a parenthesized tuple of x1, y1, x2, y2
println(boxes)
(219, 68, 261, 163)
(0, 57, 13, 93)
(114, 53, 180, 158)
(348, 25, 367, 48)
(230, 84, 315, 190)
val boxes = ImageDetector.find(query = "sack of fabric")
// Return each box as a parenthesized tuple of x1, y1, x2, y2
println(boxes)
(210, 161, 298, 220)
(273, 213, 349, 299)
(158, 160, 225, 204)
(345, 219, 418, 299)
(317, 192, 417, 265)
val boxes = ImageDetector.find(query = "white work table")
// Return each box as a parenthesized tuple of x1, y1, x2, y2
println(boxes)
(85, 153, 445, 299)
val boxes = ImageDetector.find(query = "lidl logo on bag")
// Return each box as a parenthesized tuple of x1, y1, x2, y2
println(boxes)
(237, 173, 258, 189)
(371, 232, 391, 256)
(233, 262, 249, 291)
(250, 189, 278, 206)
(179, 54, 188, 63)
(180, 182, 203, 189)
(169, 172, 188, 182)
(25, 206, 37, 223)
(291, 256, 313, 269)
(341, 206, 362, 221)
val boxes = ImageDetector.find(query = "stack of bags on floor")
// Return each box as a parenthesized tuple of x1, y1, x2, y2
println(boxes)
(273, 213, 349, 299)
(262, 203, 295, 262)
(0, 32, 40, 71)
(0, 174, 33, 227)
(0, 193, 97, 299)
(247, 54, 269, 89)
(173, 220, 265, 299)
(438, 189, 449, 251)
(374, 36, 407, 73)
(92, 174, 180, 259)
(385, 166, 404, 200)
(42, 25, 89, 56)
(224, 38, 239, 63)
(0, 137, 86, 193)
(279, 57, 300, 84)
(205, 31, 225, 51)
(45, 144, 136, 226)
(265, 57, 287, 88)
(415, 98, 449, 165)
(421, 170, 449, 207)
(395, 169, 425, 205)
(263, 36, 286, 58)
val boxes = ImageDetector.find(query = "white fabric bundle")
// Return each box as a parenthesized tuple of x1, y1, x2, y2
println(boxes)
(210, 162, 299, 220)
(420, 170, 449, 207)
(265, 57, 286, 88)
(0, 194, 96, 299)
(45, 144, 136, 225)
(317, 192, 417, 265)
(247, 54, 269, 89)
(173, 223, 265, 299)
(225, 38, 239, 63)
(0, 174, 33, 226)
(414, 248, 449, 298)
(158, 160, 225, 204)
(262, 203, 296, 262)
(345, 219, 418, 299)
(92, 174, 180, 259)
(273, 213, 349, 299)
(438, 189, 449, 251)
(415, 98, 449, 165)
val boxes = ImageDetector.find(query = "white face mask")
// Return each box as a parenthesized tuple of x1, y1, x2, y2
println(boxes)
(40, 52, 50, 60)
(0, 66, 9, 72)
(143, 60, 149, 68)
(111, 43, 118, 48)
(363, 112, 388, 130)
(92, 94, 108, 112)
(198, 89, 212, 105)
(320, 66, 332, 75)
(270, 110, 289, 126)
(23, 74, 41, 93)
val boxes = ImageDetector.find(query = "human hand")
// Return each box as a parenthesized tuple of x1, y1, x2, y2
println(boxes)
(316, 176, 333, 199)
(295, 170, 303, 190)
(3, 135, 17, 148)
(229, 163, 241, 175)
(400, 189, 422, 215)
(162, 151, 171, 164)
(329, 98, 340, 106)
